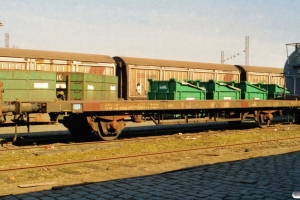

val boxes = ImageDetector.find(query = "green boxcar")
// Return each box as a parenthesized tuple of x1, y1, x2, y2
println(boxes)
(148, 79, 206, 100)
(188, 80, 241, 100)
(68, 73, 118, 101)
(254, 83, 290, 99)
(233, 81, 267, 100)
(0, 70, 56, 101)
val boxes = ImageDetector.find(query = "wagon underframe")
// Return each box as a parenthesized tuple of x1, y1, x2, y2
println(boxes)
(2, 99, 299, 141)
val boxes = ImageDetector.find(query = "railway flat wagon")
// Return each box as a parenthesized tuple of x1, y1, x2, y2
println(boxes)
(114, 56, 240, 100)
(0, 43, 298, 142)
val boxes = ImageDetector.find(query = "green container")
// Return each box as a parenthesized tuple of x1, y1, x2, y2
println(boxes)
(148, 91, 206, 100)
(103, 75, 118, 84)
(0, 70, 55, 80)
(104, 91, 118, 100)
(69, 73, 97, 82)
(149, 78, 206, 92)
(69, 90, 84, 100)
(148, 80, 175, 92)
(0, 70, 56, 101)
(68, 73, 118, 101)
(102, 83, 118, 91)
(233, 81, 267, 100)
(254, 83, 290, 99)
(69, 73, 98, 91)
(188, 80, 241, 100)
(148, 79, 206, 100)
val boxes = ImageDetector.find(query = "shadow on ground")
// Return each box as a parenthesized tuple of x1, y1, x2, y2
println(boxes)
(2, 150, 299, 199)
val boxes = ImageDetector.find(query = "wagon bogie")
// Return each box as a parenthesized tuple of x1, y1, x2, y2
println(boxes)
(61, 114, 126, 140)
(94, 119, 125, 141)
(252, 110, 277, 128)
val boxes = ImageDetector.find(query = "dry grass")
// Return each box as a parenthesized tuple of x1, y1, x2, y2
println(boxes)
(1, 125, 299, 169)
(0, 124, 300, 195)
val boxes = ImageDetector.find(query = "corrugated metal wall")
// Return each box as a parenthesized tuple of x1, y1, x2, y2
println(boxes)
(127, 64, 241, 99)
(0, 57, 116, 75)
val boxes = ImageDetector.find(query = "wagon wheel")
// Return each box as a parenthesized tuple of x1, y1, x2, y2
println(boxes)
(254, 111, 272, 128)
(62, 114, 92, 138)
(94, 120, 125, 141)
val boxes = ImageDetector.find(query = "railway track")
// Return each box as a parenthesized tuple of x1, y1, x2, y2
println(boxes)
(0, 131, 237, 155)
(0, 120, 264, 147)
(0, 118, 292, 153)
(1, 133, 300, 173)
(0, 120, 270, 152)
(0, 114, 292, 145)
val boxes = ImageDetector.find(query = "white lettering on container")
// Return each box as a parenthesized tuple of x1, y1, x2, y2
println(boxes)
(159, 85, 168, 89)
(110, 86, 116, 91)
(87, 85, 94, 90)
(56, 83, 66, 89)
(34, 83, 48, 89)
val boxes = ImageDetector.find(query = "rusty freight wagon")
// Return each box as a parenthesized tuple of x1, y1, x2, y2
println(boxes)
(0, 48, 116, 75)
(236, 65, 284, 87)
(114, 56, 240, 100)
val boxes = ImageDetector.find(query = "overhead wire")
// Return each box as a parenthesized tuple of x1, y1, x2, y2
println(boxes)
(222, 42, 247, 63)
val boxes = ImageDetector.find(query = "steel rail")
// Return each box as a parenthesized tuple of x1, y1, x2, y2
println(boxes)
(0, 130, 222, 152)
(0, 136, 300, 172)
(0, 123, 234, 152)
(0, 116, 288, 150)
(0, 119, 290, 153)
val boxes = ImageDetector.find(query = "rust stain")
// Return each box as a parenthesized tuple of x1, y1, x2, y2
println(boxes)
(83, 103, 101, 111)
(241, 101, 248, 108)
(44, 99, 300, 113)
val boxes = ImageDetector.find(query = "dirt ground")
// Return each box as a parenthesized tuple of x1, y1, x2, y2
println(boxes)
(1, 123, 300, 196)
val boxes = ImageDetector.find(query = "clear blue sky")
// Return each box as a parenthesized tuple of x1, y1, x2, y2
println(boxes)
(0, 0, 298, 68)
